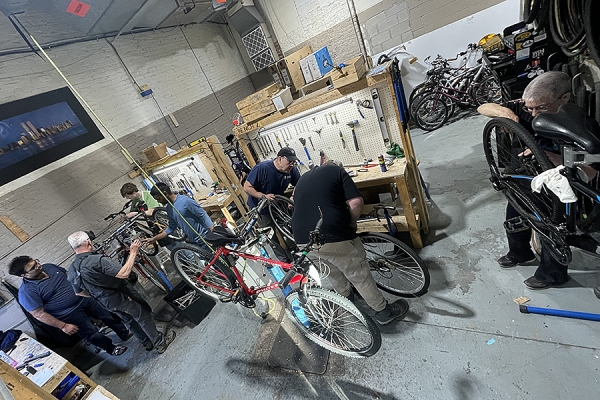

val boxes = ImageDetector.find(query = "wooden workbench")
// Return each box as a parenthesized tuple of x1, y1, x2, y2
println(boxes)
(197, 193, 236, 225)
(232, 61, 429, 248)
(350, 159, 424, 248)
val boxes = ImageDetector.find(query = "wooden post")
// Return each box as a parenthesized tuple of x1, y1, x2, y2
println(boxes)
(237, 134, 257, 166)
(199, 137, 249, 221)
(385, 65, 430, 234)
(0, 360, 61, 400)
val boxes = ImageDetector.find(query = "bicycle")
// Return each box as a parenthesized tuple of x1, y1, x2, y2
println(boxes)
(170, 203, 382, 358)
(483, 103, 600, 265)
(267, 197, 430, 297)
(94, 208, 173, 292)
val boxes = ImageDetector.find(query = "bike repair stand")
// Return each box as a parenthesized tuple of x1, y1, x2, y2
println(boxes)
(520, 304, 600, 322)
(265, 267, 330, 374)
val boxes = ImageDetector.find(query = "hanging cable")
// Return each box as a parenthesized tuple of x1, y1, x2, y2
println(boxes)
(549, 0, 586, 57)
(584, 0, 600, 69)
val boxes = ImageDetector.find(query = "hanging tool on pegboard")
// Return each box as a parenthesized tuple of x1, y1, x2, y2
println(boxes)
(299, 138, 314, 168)
(338, 129, 346, 149)
(347, 120, 359, 151)
(356, 99, 373, 119)
(274, 132, 283, 149)
(390, 58, 409, 131)
(308, 137, 315, 151)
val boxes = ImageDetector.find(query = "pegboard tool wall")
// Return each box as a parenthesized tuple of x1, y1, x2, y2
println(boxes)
(250, 82, 402, 167)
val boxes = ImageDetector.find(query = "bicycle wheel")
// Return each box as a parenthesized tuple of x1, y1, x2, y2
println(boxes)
(482, 117, 562, 222)
(268, 195, 295, 241)
(171, 243, 234, 299)
(151, 208, 185, 240)
(413, 92, 449, 131)
(471, 76, 502, 106)
(135, 254, 168, 293)
(359, 232, 430, 297)
(131, 223, 159, 256)
(284, 288, 382, 358)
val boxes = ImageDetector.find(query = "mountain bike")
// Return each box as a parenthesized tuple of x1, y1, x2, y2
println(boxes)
(268, 198, 430, 297)
(483, 104, 600, 265)
(171, 203, 382, 358)
(91, 212, 173, 292)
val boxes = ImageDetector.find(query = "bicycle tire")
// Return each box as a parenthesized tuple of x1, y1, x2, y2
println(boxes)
(359, 232, 430, 297)
(411, 89, 455, 121)
(482, 117, 562, 222)
(171, 243, 234, 300)
(135, 255, 168, 293)
(584, 0, 600, 70)
(131, 223, 159, 256)
(284, 288, 382, 358)
(471, 76, 502, 106)
(268, 195, 295, 242)
(151, 208, 185, 241)
(413, 92, 449, 131)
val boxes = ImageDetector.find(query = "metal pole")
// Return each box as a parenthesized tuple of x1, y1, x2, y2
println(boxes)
(346, 0, 372, 69)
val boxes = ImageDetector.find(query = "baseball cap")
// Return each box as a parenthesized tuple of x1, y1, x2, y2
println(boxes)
(277, 147, 299, 162)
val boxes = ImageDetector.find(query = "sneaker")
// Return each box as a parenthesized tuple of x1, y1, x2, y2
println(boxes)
(111, 345, 127, 356)
(497, 254, 536, 268)
(156, 330, 176, 354)
(375, 299, 409, 325)
(523, 276, 553, 290)
(142, 339, 154, 351)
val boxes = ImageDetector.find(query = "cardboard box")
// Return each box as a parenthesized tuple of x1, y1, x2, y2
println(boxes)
(279, 46, 312, 91)
(271, 86, 293, 111)
(143, 142, 167, 163)
(300, 56, 314, 84)
(330, 56, 367, 88)
(267, 63, 283, 87)
(300, 75, 333, 96)
(236, 83, 280, 110)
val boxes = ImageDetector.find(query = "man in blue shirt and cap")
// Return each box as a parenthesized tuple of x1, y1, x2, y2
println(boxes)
(243, 147, 301, 261)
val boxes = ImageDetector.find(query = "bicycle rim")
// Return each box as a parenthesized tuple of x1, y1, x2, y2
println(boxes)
(136, 255, 168, 293)
(132, 224, 159, 256)
(284, 288, 382, 358)
(268, 195, 295, 241)
(472, 76, 502, 106)
(414, 93, 449, 131)
(482, 117, 561, 222)
(359, 232, 430, 297)
(152, 208, 185, 240)
(171, 243, 233, 299)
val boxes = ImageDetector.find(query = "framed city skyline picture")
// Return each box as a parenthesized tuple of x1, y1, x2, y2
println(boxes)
(0, 87, 104, 186)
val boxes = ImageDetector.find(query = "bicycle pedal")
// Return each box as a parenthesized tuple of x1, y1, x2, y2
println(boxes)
(219, 294, 233, 303)
(504, 216, 530, 233)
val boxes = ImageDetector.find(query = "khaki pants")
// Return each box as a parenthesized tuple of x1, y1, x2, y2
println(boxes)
(313, 237, 387, 312)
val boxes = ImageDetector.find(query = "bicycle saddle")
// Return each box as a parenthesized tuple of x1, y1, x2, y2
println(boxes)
(532, 103, 600, 154)
(204, 226, 244, 247)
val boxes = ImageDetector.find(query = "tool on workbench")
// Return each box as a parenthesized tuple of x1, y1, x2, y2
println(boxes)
(347, 120, 360, 151)
(339, 129, 346, 149)
(308, 136, 315, 150)
(16, 351, 51, 371)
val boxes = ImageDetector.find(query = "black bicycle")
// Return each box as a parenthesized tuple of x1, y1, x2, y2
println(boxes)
(483, 103, 600, 265)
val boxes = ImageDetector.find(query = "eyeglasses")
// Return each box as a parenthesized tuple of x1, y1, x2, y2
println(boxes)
(522, 93, 568, 113)
(24, 259, 42, 274)
(284, 157, 297, 166)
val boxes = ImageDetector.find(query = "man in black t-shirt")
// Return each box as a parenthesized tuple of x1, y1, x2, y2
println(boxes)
(478, 71, 573, 290)
(292, 162, 409, 325)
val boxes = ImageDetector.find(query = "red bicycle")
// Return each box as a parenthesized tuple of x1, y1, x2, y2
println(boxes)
(170, 201, 382, 358)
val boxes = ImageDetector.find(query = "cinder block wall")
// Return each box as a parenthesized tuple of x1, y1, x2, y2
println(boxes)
(0, 18, 254, 293)
(258, 0, 504, 58)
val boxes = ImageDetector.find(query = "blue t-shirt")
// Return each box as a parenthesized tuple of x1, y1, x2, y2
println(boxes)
(246, 161, 300, 211)
(165, 194, 214, 244)
(19, 264, 82, 319)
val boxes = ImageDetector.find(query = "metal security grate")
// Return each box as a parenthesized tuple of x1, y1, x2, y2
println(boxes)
(242, 26, 269, 58)
(251, 49, 275, 71)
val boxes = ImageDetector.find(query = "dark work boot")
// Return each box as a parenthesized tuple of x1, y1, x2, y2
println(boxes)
(375, 300, 409, 325)
(497, 254, 536, 268)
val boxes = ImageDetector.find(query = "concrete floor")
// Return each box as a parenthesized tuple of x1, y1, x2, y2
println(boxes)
(80, 115, 600, 399)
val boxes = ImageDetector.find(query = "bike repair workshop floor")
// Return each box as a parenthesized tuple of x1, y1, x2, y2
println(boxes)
(66, 115, 600, 400)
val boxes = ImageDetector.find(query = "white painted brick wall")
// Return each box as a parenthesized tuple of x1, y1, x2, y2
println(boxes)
(0, 21, 249, 196)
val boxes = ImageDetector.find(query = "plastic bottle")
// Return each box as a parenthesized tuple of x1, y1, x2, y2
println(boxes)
(378, 154, 387, 172)
(291, 298, 310, 328)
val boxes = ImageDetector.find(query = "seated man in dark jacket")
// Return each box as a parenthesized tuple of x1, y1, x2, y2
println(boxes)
(8, 256, 130, 356)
